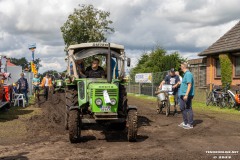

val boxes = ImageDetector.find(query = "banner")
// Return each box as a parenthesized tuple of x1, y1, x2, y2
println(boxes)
(135, 73, 152, 83)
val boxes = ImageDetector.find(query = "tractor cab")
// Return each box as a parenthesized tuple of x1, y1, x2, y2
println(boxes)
(65, 42, 137, 143)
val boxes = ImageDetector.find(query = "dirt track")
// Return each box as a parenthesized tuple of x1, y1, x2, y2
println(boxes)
(0, 95, 240, 160)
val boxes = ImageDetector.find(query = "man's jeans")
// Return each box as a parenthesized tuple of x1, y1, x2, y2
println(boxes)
(179, 95, 194, 125)
(44, 86, 49, 101)
(20, 89, 28, 104)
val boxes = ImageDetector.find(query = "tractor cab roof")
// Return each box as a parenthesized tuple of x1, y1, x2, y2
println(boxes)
(68, 42, 125, 60)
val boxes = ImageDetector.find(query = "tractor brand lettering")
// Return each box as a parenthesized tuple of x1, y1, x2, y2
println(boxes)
(92, 43, 109, 47)
(99, 86, 113, 88)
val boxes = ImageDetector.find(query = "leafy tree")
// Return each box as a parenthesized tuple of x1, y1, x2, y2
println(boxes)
(10, 57, 42, 71)
(60, 4, 114, 50)
(42, 70, 58, 77)
(10, 57, 28, 70)
(130, 46, 185, 84)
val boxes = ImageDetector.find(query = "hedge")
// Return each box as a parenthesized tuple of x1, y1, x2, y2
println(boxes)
(219, 54, 232, 88)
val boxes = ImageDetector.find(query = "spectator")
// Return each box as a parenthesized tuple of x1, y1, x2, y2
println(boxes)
(17, 73, 29, 105)
(41, 73, 52, 101)
(178, 62, 195, 129)
(159, 68, 180, 115)
(175, 71, 182, 105)
(32, 74, 40, 97)
(175, 71, 182, 83)
(12, 83, 18, 93)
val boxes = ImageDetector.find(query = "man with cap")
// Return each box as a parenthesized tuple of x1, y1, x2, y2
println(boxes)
(17, 73, 29, 105)
(159, 68, 180, 115)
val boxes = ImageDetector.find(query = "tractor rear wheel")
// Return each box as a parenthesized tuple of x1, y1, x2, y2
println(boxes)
(69, 109, 81, 143)
(127, 109, 138, 142)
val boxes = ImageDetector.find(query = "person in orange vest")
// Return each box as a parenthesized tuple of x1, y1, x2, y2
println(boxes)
(41, 73, 52, 101)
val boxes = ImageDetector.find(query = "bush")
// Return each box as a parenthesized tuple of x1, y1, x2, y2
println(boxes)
(219, 54, 232, 88)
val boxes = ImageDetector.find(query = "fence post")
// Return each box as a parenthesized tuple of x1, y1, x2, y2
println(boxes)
(152, 81, 154, 97)
(129, 81, 131, 93)
(139, 82, 141, 95)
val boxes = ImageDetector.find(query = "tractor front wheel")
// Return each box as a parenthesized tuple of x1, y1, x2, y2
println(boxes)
(69, 109, 81, 143)
(127, 109, 138, 142)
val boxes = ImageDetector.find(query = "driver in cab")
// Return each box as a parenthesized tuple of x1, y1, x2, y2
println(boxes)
(79, 58, 105, 78)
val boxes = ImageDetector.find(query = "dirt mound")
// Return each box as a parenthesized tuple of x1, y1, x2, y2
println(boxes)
(26, 93, 67, 143)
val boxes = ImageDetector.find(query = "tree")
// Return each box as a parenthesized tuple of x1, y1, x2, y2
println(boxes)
(10, 57, 28, 70)
(131, 46, 185, 74)
(60, 4, 114, 50)
(130, 46, 185, 84)
(10, 57, 42, 72)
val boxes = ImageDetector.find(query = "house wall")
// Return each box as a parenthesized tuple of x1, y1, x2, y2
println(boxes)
(206, 55, 240, 87)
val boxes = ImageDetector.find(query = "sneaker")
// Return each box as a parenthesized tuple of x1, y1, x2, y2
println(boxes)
(183, 124, 193, 129)
(178, 122, 187, 128)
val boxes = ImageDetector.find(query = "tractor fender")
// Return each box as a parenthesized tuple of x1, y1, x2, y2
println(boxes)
(127, 105, 137, 112)
(69, 106, 80, 111)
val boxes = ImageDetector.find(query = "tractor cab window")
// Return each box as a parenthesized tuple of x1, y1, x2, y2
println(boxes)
(111, 57, 119, 79)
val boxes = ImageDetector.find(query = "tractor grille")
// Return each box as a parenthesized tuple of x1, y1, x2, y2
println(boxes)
(91, 89, 117, 97)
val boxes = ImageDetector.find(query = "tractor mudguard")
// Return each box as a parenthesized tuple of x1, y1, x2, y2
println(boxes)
(69, 106, 80, 110)
(127, 105, 137, 111)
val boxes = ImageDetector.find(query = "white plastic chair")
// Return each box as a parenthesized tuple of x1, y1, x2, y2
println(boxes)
(12, 90, 25, 108)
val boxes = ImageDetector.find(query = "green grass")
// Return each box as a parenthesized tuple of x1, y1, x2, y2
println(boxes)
(128, 93, 240, 115)
(0, 102, 42, 142)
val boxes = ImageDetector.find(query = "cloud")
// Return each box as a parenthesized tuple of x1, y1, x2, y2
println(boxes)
(0, 0, 240, 73)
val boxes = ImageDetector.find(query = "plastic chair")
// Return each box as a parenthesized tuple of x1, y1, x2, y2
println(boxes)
(12, 91, 25, 108)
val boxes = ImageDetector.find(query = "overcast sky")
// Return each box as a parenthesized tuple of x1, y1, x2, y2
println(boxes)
(0, 0, 239, 73)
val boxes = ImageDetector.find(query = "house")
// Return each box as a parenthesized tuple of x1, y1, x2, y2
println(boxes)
(7, 60, 16, 67)
(198, 21, 240, 87)
(188, 58, 207, 88)
(6, 59, 22, 85)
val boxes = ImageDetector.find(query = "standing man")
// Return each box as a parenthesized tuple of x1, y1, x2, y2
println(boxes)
(32, 74, 40, 97)
(178, 62, 195, 129)
(17, 73, 29, 105)
(159, 68, 180, 115)
(175, 71, 183, 105)
(41, 73, 52, 101)
(175, 71, 182, 84)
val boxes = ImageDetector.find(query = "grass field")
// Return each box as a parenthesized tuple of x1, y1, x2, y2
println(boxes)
(128, 93, 240, 121)
(0, 97, 42, 144)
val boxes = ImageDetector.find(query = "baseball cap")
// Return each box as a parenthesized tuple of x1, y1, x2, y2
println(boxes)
(170, 68, 175, 72)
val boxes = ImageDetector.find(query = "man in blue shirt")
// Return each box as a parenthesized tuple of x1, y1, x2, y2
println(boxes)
(17, 73, 29, 105)
(32, 74, 40, 97)
(159, 68, 180, 115)
(178, 62, 194, 129)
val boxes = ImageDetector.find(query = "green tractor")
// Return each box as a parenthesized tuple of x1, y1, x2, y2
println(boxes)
(51, 72, 66, 104)
(65, 42, 138, 143)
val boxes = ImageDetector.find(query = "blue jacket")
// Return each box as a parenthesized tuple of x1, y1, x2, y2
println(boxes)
(18, 77, 29, 90)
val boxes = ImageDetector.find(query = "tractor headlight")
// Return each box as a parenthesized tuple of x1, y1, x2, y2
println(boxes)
(58, 81, 63, 86)
(110, 98, 117, 105)
(95, 98, 103, 106)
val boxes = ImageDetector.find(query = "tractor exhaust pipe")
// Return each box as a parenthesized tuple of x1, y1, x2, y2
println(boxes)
(107, 43, 112, 83)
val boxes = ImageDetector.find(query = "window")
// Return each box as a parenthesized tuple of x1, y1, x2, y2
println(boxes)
(235, 57, 240, 76)
(215, 59, 221, 77)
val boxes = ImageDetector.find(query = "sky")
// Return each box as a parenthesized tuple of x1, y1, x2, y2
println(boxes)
(0, 0, 239, 73)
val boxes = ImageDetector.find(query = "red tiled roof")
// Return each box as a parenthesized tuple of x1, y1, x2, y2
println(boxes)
(7, 61, 16, 66)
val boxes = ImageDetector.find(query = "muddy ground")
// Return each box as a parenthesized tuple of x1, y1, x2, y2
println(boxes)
(0, 95, 240, 160)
